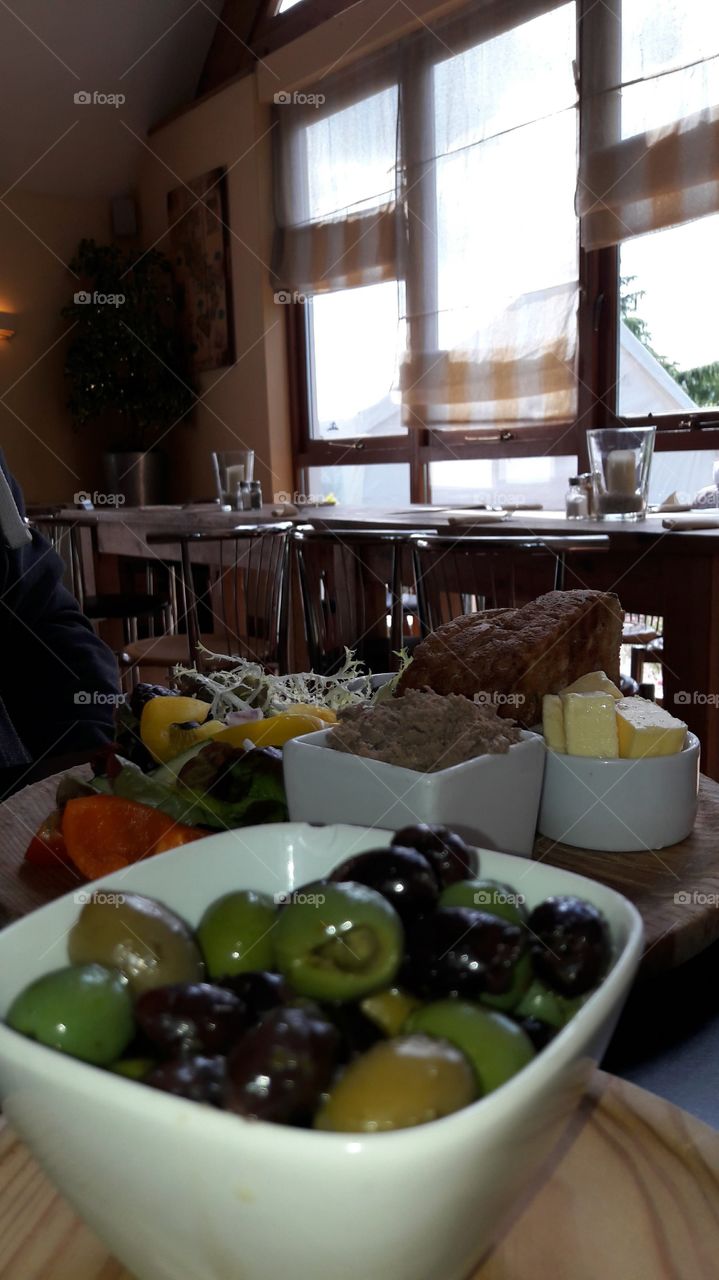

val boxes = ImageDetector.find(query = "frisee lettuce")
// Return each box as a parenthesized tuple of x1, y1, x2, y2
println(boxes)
(173, 648, 375, 721)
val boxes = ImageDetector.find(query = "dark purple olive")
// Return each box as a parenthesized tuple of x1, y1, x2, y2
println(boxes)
(528, 897, 610, 997)
(406, 907, 525, 1000)
(323, 1001, 385, 1063)
(129, 683, 177, 719)
(146, 1055, 227, 1107)
(515, 1016, 558, 1052)
(392, 825, 476, 888)
(135, 983, 249, 1055)
(225, 1006, 340, 1123)
(219, 971, 293, 1023)
(328, 847, 439, 926)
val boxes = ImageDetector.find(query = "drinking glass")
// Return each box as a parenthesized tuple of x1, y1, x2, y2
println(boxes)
(587, 428, 656, 520)
(211, 451, 255, 510)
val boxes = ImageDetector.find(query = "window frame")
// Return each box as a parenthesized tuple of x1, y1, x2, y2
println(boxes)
(288, 0, 719, 501)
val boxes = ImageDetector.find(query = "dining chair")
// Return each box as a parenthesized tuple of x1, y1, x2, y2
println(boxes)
(623, 613, 664, 685)
(121, 522, 293, 679)
(292, 527, 421, 675)
(409, 533, 611, 636)
(30, 514, 174, 645)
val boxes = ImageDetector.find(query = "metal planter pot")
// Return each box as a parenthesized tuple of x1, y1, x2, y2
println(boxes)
(102, 451, 167, 506)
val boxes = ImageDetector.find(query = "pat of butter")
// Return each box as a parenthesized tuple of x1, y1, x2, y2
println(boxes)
(561, 670, 622, 700)
(561, 692, 619, 758)
(542, 694, 566, 752)
(616, 697, 687, 758)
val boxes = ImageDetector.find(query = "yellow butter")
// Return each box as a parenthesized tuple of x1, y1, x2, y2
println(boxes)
(561, 670, 622, 701)
(542, 694, 566, 752)
(615, 697, 687, 758)
(561, 692, 619, 758)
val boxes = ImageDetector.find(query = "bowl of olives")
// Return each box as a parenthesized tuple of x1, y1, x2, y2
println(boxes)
(0, 822, 642, 1280)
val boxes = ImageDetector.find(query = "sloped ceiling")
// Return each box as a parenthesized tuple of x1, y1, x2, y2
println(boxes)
(0, 0, 227, 199)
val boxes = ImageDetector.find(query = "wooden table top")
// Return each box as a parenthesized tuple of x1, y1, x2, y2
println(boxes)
(55, 503, 719, 544)
(1, 1070, 718, 1279)
(2, 769, 719, 976)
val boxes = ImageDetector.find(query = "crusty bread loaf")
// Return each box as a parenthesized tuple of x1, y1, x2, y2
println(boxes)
(397, 590, 623, 726)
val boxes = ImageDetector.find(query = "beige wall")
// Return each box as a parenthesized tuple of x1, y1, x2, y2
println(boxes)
(0, 191, 111, 503)
(139, 76, 293, 503)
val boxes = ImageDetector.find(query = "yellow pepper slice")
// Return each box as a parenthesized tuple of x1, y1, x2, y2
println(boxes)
(272, 704, 337, 724)
(213, 712, 327, 749)
(140, 695, 224, 763)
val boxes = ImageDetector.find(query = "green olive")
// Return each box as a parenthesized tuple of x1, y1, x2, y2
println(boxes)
(439, 879, 528, 927)
(6, 964, 134, 1065)
(273, 881, 403, 1002)
(197, 890, 277, 979)
(480, 951, 533, 1013)
(315, 1033, 477, 1132)
(516, 980, 588, 1029)
(110, 1057, 156, 1080)
(360, 987, 423, 1036)
(68, 893, 204, 995)
(406, 1000, 535, 1095)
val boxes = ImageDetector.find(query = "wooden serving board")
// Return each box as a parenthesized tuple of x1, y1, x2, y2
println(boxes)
(0, 1072, 717, 1279)
(2, 772, 719, 975)
(533, 775, 719, 975)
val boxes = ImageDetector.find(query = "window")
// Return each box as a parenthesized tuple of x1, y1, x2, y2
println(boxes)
(580, 0, 719, 450)
(275, 0, 719, 504)
(277, 0, 304, 11)
(308, 283, 406, 439)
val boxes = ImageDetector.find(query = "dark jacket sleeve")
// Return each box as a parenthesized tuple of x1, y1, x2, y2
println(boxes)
(0, 463, 120, 761)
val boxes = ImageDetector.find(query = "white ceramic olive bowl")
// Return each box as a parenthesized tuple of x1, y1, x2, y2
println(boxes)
(0, 823, 642, 1280)
(283, 729, 546, 856)
(538, 732, 700, 851)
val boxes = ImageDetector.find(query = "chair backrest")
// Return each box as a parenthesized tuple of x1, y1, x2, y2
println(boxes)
(293, 527, 406, 675)
(150, 523, 293, 672)
(410, 533, 610, 635)
(30, 515, 97, 609)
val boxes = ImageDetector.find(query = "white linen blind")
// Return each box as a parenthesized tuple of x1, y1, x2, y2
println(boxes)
(273, 54, 401, 294)
(578, 0, 719, 250)
(273, 0, 579, 426)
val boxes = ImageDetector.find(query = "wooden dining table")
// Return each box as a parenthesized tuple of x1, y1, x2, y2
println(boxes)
(55, 502, 719, 781)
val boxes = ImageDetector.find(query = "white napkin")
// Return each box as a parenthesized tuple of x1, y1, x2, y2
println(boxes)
(662, 513, 719, 530)
(445, 509, 512, 525)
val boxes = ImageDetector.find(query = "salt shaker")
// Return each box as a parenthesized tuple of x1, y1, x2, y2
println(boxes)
(249, 480, 263, 511)
(565, 476, 588, 519)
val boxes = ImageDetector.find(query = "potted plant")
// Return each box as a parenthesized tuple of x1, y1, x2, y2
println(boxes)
(62, 239, 195, 505)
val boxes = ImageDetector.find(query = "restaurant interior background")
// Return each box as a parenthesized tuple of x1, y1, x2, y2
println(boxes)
(5, 9, 719, 1260)
(1, 0, 719, 515)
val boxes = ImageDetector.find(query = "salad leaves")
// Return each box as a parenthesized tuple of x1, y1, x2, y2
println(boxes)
(173, 649, 374, 722)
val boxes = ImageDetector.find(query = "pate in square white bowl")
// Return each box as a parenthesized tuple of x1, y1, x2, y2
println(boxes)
(283, 728, 546, 856)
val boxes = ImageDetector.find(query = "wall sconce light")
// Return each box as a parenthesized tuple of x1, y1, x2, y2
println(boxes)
(0, 312, 17, 339)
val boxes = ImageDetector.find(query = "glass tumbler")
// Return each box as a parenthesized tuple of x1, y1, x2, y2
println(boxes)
(212, 450, 255, 511)
(587, 427, 656, 520)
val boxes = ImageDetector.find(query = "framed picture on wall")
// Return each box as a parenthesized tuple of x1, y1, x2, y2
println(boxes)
(167, 166, 235, 372)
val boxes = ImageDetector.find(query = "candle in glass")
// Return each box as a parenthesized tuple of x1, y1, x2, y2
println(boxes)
(606, 450, 636, 495)
(225, 464, 246, 494)
(597, 450, 643, 515)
